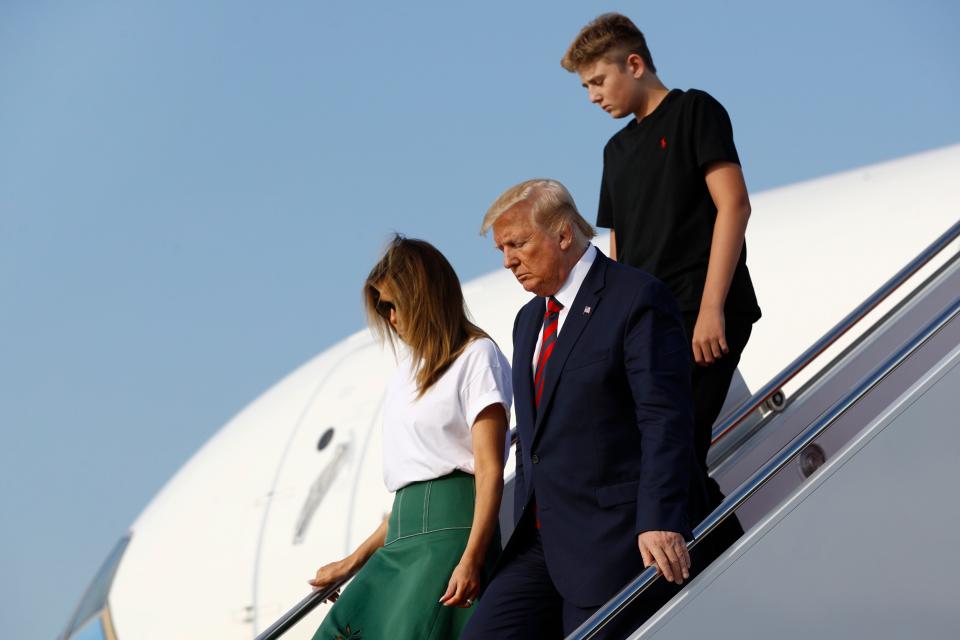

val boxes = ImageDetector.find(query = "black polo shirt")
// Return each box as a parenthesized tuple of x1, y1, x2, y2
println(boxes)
(597, 89, 761, 322)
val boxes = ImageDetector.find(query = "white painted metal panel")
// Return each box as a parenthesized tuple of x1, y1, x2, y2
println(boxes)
(633, 340, 960, 639)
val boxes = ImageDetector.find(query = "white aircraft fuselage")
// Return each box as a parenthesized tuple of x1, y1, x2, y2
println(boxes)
(63, 145, 960, 640)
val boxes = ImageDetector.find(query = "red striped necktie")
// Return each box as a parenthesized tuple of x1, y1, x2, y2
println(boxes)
(532, 296, 562, 531)
(534, 296, 563, 407)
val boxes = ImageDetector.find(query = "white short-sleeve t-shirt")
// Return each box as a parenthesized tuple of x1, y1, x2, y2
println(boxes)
(382, 337, 512, 492)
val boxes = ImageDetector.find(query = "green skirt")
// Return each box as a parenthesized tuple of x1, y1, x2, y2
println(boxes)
(312, 471, 500, 640)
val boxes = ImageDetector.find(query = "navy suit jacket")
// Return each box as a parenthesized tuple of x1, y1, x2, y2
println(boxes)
(509, 251, 704, 607)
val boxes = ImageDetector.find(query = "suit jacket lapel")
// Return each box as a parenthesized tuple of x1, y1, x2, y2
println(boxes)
(532, 253, 608, 442)
(515, 299, 542, 444)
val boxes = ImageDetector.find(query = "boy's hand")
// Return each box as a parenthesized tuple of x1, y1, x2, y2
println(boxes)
(692, 308, 728, 366)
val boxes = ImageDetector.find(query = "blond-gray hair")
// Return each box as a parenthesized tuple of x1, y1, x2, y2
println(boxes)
(481, 178, 596, 245)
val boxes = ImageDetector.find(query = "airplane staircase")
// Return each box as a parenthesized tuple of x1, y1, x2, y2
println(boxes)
(257, 219, 960, 640)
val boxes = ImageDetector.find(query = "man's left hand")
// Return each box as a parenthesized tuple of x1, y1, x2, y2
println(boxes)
(638, 531, 690, 584)
(692, 308, 728, 367)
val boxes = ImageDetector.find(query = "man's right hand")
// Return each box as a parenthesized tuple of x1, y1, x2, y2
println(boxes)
(638, 530, 690, 584)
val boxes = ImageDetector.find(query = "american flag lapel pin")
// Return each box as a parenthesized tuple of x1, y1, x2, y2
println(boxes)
(583, 306, 592, 315)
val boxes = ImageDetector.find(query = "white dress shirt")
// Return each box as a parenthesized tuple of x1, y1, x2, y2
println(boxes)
(532, 244, 598, 371)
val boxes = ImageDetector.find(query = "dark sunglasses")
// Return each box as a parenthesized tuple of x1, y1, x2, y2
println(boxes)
(375, 296, 396, 320)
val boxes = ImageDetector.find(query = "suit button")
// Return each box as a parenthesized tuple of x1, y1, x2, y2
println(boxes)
(531, 454, 540, 464)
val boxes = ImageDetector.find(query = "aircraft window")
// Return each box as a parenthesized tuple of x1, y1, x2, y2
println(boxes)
(317, 427, 335, 451)
(62, 534, 130, 637)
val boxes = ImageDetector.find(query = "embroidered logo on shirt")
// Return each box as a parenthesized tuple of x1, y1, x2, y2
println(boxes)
(660, 136, 667, 149)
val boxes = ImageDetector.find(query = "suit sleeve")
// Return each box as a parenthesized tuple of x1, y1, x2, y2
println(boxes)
(623, 280, 696, 538)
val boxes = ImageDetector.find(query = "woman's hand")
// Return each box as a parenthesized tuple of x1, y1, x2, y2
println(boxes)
(438, 402, 507, 609)
(308, 557, 357, 603)
(306, 514, 388, 603)
(438, 559, 481, 608)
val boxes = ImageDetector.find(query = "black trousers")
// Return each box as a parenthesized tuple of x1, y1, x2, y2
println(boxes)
(682, 313, 753, 558)
(462, 513, 691, 640)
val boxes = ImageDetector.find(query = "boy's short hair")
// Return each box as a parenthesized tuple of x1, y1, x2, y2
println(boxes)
(561, 13, 656, 74)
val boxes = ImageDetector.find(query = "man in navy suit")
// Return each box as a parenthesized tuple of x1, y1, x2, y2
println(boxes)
(463, 179, 705, 639)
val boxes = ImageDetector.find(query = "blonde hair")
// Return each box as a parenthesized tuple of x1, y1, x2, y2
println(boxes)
(481, 178, 596, 245)
(560, 13, 656, 74)
(364, 235, 488, 397)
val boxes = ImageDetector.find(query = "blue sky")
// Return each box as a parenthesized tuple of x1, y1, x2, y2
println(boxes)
(1, 1, 958, 638)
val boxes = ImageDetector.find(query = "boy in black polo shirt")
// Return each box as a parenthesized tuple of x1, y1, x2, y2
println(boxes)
(561, 14, 761, 545)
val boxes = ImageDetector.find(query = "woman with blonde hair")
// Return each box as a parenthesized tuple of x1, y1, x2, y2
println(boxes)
(309, 235, 511, 640)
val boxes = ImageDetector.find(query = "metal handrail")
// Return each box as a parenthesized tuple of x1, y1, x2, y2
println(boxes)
(518, 221, 960, 453)
(255, 581, 346, 640)
(710, 247, 960, 466)
(566, 297, 960, 640)
(709, 219, 960, 447)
